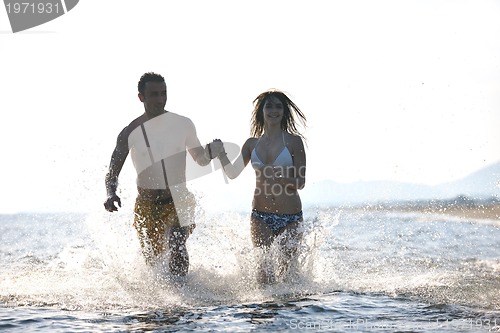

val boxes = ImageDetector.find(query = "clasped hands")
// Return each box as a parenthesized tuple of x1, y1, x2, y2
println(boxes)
(206, 139, 226, 160)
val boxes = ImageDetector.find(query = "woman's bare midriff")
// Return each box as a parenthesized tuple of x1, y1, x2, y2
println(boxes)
(252, 178, 302, 214)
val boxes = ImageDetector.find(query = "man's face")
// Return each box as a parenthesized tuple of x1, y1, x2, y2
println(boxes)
(140, 81, 167, 117)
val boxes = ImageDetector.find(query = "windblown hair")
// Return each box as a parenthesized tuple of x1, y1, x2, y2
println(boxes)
(250, 90, 307, 139)
(137, 72, 165, 96)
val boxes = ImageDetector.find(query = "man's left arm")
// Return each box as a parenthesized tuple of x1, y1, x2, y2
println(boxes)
(185, 119, 214, 166)
(190, 145, 211, 166)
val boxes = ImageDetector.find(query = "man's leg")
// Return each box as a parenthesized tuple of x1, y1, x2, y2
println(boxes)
(134, 200, 168, 265)
(167, 225, 193, 276)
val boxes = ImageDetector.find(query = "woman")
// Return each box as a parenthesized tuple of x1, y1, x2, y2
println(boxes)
(216, 89, 307, 284)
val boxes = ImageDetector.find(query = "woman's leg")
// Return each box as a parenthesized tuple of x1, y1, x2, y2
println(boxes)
(276, 220, 303, 280)
(250, 217, 276, 284)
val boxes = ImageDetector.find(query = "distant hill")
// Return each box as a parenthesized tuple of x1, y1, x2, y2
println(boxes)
(435, 162, 500, 198)
(301, 161, 500, 207)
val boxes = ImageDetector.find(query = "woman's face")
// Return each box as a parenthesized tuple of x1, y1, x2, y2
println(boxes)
(263, 96, 284, 125)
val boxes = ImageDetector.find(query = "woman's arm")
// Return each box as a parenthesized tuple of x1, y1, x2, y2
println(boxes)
(217, 138, 254, 179)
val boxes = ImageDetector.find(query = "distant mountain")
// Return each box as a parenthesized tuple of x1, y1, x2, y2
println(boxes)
(435, 162, 500, 198)
(301, 161, 500, 207)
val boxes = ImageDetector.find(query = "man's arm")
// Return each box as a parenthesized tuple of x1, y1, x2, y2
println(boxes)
(104, 128, 129, 212)
(184, 118, 223, 166)
(189, 145, 212, 166)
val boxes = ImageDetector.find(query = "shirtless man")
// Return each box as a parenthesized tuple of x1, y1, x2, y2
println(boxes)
(104, 72, 222, 277)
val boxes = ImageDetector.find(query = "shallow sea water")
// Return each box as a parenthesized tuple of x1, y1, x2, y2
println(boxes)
(0, 207, 499, 332)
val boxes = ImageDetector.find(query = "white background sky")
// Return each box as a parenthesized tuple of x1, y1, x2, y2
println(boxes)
(0, 0, 499, 213)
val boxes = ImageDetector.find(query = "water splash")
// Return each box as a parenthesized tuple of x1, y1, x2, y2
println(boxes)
(0, 208, 498, 313)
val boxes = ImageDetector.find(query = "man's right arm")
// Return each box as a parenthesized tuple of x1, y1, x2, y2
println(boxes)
(104, 128, 129, 211)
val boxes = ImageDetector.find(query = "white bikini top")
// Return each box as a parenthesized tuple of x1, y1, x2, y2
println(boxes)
(251, 132, 294, 170)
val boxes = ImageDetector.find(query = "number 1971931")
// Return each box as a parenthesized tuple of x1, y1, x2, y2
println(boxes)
(6, 2, 61, 14)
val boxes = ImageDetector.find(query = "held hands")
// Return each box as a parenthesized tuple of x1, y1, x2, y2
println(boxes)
(104, 194, 121, 212)
(206, 139, 226, 160)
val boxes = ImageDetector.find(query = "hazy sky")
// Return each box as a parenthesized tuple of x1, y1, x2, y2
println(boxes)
(1, 0, 499, 213)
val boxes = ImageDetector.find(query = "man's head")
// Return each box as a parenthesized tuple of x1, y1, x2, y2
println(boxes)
(138, 72, 167, 117)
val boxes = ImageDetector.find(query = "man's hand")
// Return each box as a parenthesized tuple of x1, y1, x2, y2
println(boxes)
(104, 194, 121, 212)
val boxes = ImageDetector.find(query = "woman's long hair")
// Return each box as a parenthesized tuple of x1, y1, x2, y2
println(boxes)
(250, 90, 307, 139)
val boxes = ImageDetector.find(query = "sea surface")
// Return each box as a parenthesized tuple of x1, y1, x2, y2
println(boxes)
(0, 206, 499, 332)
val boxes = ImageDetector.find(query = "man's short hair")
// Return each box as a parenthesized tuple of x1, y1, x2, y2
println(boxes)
(138, 72, 165, 96)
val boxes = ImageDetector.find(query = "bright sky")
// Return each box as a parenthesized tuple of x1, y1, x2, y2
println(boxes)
(1, 0, 499, 213)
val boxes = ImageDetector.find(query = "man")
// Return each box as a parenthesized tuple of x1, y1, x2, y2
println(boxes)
(104, 72, 222, 277)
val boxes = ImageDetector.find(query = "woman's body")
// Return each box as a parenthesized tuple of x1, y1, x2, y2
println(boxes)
(217, 90, 307, 283)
